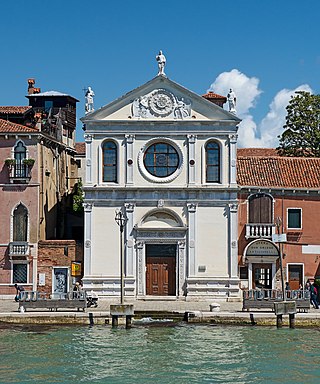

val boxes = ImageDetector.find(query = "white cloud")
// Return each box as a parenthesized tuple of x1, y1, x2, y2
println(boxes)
(207, 69, 313, 148)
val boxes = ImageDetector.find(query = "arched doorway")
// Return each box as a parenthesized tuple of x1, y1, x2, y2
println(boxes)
(243, 239, 279, 289)
(135, 209, 186, 297)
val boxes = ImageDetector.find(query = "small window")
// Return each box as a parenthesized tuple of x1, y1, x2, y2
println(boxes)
(205, 141, 220, 183)
(240, 266, 248, 279)
(13, 264, 28, 284)
(102, 141, 117, 182)
(45, 100, 53, 113)
(288, 208, 302, 229)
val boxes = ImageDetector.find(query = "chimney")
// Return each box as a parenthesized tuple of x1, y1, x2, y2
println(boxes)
(27, 78, 41, 94)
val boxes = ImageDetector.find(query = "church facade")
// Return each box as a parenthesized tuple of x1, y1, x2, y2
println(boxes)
(81, 74, 241, 300)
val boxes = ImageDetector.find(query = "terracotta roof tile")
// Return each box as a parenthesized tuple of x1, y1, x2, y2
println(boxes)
(75, 142, 85, 155)
(237, 155, 320, 189)
(0, 106, 32, 114)
(202, 91, 227, 101)
(0, 119, 38, 133)
(237, 148, 279, 157)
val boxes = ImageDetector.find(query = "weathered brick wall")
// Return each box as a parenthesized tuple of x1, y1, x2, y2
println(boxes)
(38, 240, 76, 294)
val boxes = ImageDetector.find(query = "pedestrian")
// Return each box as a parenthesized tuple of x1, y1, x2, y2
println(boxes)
(285, 282, 291, 298)
(14, 283, 25, 302)
(73, 281, 81, 298)
(310, 283, 319, 309)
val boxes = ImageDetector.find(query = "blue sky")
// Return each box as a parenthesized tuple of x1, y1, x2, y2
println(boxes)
(1, 0, 319, 146)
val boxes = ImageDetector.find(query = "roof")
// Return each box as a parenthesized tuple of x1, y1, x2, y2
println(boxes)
(82, 75, 241, 123)
(238, 148, 279, 157)
(0, 106, 32, 114)
(202, 91, 227, 101)
(27, 90, 79, 101)
(0, 118, 38, 133)
(237, 153, 320, 189)
(75, 142, 85, 155)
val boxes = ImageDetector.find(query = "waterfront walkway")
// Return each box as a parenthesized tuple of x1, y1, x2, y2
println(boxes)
(1, 297, 320, 326)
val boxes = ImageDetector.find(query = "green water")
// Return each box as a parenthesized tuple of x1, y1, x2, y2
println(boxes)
(0, 323, 319, 384)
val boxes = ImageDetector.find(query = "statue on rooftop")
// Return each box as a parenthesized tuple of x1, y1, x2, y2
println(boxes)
(227, 88, 237, 114)
(85, 86, 95, 114)
(156, 50, 166, 76)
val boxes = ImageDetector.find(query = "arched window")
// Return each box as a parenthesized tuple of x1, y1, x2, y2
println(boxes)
(248, 193, 273, 224)
(13, 204, 28, 242)
(102, 141, 117, 182)
(205, 141, 220, 183)
(14, 141, 27, 178)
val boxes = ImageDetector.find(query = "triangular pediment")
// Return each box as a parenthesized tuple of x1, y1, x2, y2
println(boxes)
(81, 76, 241, 123)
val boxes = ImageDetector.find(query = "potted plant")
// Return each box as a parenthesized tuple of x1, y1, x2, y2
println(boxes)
(5, 158, 16, 166)
(22, 158, 35, 166)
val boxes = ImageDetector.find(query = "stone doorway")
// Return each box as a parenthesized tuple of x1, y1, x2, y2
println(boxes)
(146, 244, 176, 296)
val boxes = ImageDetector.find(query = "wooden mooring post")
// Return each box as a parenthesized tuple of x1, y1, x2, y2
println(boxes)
(274, 301, 296, 329)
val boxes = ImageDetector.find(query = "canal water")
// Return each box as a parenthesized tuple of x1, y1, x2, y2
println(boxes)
(0, 323, 319, 383)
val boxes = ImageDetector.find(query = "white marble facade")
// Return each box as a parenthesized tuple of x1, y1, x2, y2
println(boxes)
(81, 75, 241, 300)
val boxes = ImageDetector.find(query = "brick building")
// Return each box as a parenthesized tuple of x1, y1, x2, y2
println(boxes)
(237, 148, 320, 291)
(0, 80, 82, 297)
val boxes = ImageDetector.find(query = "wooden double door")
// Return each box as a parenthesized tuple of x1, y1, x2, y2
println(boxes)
(146, 244, 176, 296)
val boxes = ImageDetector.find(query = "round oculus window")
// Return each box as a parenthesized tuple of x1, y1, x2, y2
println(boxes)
(143, 142, 179, 178)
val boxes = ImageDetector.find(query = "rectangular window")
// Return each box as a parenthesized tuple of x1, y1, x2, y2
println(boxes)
(45, 100, 53, 112)
(13, 264, 28, 284)
(288, 208, 302, 229)
(240, 266, 248, 279)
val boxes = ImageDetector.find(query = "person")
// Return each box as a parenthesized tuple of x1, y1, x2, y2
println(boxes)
(73, 281, 81, 298)
(285, 281, 291, 299)
(310, 283, 319, 309)
(227, 88, 237, 113)
(156, 50, 166, 76)
(14, 283, 25, 302)
(85, 86, 95, 114)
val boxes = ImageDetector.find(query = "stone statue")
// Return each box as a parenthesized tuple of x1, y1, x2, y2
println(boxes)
(85, 86, 95, 114)
(156, 50, 166, 76)
(227, 88, 237, 114)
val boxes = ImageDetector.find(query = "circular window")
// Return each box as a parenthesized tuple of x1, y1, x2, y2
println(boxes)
(138, 138, 184, 183)
(143, 143, 179, 177)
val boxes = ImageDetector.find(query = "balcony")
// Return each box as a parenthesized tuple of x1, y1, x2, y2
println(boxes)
(9, 241, 30, 259)
(245, 223, 276, 239)
(6, 162, 34, 183)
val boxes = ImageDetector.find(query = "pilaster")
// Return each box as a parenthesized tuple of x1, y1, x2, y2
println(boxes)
(136, 241, 145, 295)
(124, 202, 135, 276)
(228, 203, 238, 278)
(85, 134, 93, 185)
(187, 202, 197, 276)
(83, 202, 93, 276)
(125, 135, 135, 185)
(187, 134, 197, 185)
(229, 134, 238, 185)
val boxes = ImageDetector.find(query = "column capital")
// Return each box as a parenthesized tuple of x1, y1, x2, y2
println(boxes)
(84, 134, 93, 143)
(83, 202, 93, 212)
(187, 134, 197, 143)
(229, 203, 238, 213)
(187, 202, 197, 212)
(228, 134, 238, 144)
(125, 134, 135, 143)
(124, 202, 135, 212)
(136, 241, 144, 249)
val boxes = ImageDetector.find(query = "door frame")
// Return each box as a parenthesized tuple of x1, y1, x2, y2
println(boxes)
(52, 266, 70, 295)
(145, 243, 177, 296)
(135, 236, 186, 297)
(248, 262, 277, 289)
(286, 263, 304, 289)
